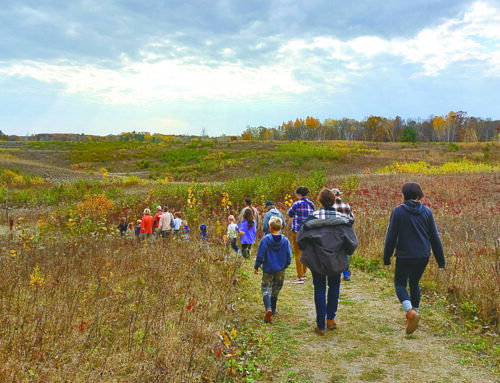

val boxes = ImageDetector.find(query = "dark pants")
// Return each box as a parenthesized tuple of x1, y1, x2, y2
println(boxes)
(394, 257, 429, 309)
(311, 271, 341, 331)
(241, 243, 252, 258)
(226, 238, 239, 252)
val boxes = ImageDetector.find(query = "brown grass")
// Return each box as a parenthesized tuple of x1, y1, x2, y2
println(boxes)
(0, 140, 498, 381)
(0, 235, 239, 381)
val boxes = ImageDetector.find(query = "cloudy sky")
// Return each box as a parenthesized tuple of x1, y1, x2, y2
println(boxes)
(1, 0, 499, 137)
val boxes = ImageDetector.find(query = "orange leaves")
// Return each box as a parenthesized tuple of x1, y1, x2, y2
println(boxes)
(76, 193, 113, 216)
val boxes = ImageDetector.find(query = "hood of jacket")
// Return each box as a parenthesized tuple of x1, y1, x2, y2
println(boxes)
(267, 208, 281, 216)
(402, 200, 424, 215)
(263, 234, 289, 251)
(302, 216, 351, 230)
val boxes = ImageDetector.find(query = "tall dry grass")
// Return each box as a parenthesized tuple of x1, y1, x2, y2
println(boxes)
(0, 234, 239, 381)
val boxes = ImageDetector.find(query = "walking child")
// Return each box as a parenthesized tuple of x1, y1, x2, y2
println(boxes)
(182, 220, 190, 240)
(117, 217, 128, 236)
(254, 216, 292, 323)
(226, 215, 240, 255)
(240, 208, 256, 258)
(200, 224, 208, 241)
(135, 219, 142, 240)
(173, 212, 182, 234)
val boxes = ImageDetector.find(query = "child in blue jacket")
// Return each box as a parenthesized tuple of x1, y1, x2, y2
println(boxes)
(254, 216, 292, 323)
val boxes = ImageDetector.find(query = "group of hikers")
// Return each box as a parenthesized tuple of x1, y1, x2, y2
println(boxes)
(118, 207, 193, 241)
(125, 181, 445, 336)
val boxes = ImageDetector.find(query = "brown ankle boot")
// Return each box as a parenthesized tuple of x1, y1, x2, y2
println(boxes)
(405, 308, 420, 334)
(327, 319, 337, 330)
(314, 327, 325, 336)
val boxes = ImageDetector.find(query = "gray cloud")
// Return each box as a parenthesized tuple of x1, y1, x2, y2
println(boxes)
(1, 0, 476, 65)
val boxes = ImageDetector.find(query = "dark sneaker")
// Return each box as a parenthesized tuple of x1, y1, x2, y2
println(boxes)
(405, 308, 420, 334)
(342, 276, 351, 281)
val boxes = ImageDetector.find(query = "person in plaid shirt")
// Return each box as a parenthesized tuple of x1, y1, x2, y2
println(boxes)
(287, 186, 315, 283)
(331, 188, 354, 220)
(331, 188, 354, 280)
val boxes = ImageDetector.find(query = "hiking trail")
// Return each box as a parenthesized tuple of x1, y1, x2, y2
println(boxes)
(266, 269, 497, 383)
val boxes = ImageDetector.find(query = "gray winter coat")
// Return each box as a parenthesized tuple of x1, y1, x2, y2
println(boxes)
(296, 216, 358, 276)
(262, 208, 286, 235)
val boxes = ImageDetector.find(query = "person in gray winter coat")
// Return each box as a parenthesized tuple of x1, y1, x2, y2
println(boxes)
(297, 188, 358, 335)
(262, 201, 286, 235)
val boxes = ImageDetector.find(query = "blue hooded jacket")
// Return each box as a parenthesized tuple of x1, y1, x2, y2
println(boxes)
(254, 234, 292, 274)
(383, 200, 445, 267)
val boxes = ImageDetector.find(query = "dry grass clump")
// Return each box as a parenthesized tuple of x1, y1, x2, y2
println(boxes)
(0, 234, 238, 381)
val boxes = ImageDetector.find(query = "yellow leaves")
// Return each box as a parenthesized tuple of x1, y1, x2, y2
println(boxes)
(30, 266, 45, 287)
(377, 159, 499, 175)
(10, 249, 17, 257)
(219, 328, 238, 347)
(99, 167, 109, 179)
(284, 194, 294, 208)
(230, 328, 237, 339)
(187, 186, 200, 211)
(221, 191, 232, 213)
(76, 193, 113, 216)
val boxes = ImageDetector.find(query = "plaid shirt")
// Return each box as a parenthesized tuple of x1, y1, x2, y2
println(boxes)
(310, 204, 354, 222)
(288, 197, 315, 232)
(332, 197, 354, 220)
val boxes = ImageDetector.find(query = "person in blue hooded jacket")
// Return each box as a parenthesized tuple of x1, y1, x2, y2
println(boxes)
(384, 182, 445, 335)
(254, 216, 292, 323)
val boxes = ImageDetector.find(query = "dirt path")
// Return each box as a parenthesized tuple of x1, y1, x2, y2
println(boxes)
(272, 270, 497, 383)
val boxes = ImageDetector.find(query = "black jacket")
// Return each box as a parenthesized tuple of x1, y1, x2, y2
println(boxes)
(296, 216, 358, 276)
(383, 200, 445, 268)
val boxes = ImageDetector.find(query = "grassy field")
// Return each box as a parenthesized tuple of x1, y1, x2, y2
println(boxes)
(0, 139, 498, 381)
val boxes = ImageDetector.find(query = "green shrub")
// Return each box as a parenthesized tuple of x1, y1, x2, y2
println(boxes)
(161, 148, 208, 165)
(12, 189, 37, 205)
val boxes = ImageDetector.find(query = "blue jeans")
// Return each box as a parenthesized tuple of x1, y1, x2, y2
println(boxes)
(226, 238, 239, 252)
(394, 257, 429, 309)
(311, 271, 341, 330)
(343, 254, 351, 278)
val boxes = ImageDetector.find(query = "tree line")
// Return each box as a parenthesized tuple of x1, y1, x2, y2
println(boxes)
(242, 111, 499, 142)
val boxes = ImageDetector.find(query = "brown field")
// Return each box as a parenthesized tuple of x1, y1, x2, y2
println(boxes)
(0, 140, 498, 381)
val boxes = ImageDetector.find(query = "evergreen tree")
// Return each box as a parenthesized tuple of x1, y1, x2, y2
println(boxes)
(400, 126, 418, 143)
